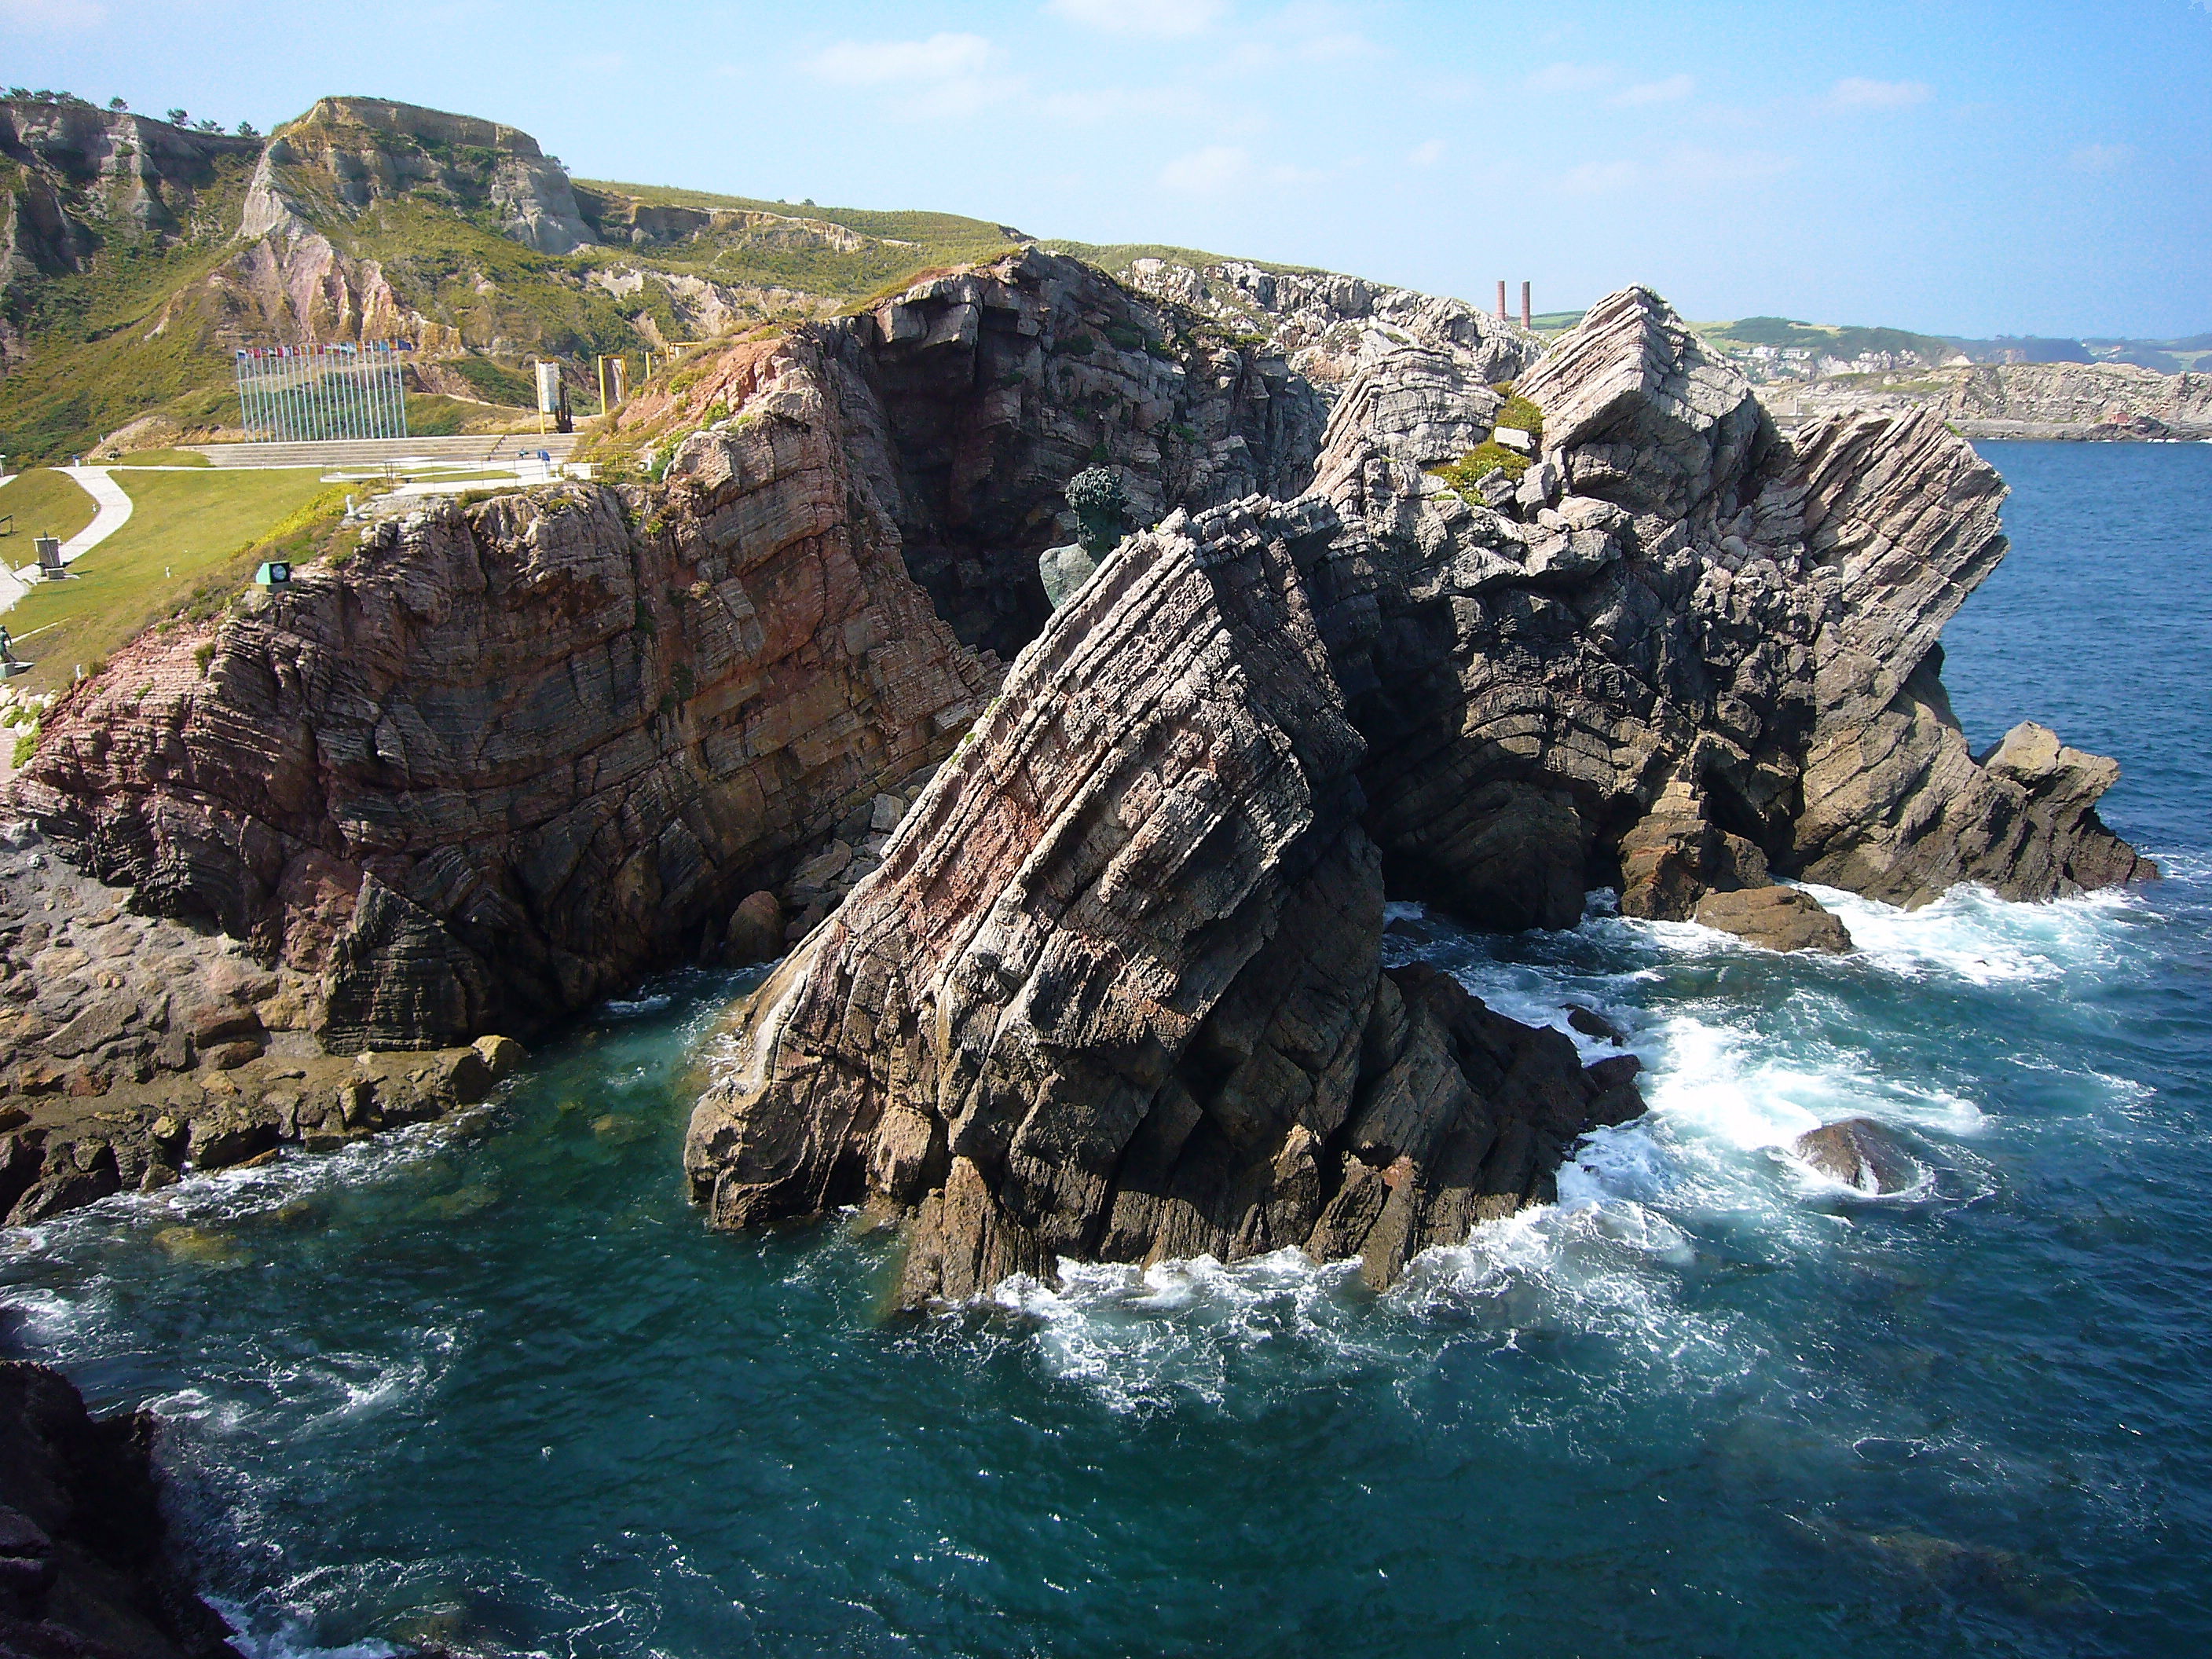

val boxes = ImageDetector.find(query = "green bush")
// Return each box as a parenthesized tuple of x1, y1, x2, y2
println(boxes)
(1431, 441, 1530, 493)
(1493, 393, 1544, 445)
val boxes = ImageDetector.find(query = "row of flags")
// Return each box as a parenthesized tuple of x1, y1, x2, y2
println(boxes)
(233, 342, 417, 358)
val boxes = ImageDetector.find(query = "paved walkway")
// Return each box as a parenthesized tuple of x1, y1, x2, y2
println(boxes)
(56, 467, 132, 563)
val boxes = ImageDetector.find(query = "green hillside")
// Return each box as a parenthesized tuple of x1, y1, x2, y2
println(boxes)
(0, 94, 1045, 463)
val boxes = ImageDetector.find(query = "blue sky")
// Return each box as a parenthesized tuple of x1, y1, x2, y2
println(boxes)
(8, 0, 2207, 335)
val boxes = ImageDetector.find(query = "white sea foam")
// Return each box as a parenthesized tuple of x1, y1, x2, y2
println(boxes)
(991, 1250, 1375, 1413)
(991, 874, 2153, 1408)
(205, 1598, 400, 1659)
(1801, 880, 2138, 986)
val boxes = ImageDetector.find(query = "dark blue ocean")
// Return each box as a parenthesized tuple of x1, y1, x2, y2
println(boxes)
(3, 440, 2207, 1658)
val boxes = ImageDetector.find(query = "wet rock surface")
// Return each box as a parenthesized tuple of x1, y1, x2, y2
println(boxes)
(0, 824, 515, 1228)
(1794, 1118, 1921, 1194)
(1694, 886, 1856, 954)
(0, 1362, 239, 1659)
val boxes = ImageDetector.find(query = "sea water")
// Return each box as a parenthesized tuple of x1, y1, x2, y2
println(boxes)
(2, 440, 2207, 1658)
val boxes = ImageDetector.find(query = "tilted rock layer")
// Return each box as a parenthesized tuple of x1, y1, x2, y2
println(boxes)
(687, 284, 2151, 1301)
(685, 497, 1645, 1304)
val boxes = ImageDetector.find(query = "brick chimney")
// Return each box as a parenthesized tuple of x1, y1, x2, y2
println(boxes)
(1522, 281, 1532, 330)
(1496, 280, 1508, 320)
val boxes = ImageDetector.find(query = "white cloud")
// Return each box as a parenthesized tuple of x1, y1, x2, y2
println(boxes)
(1825, 76, 1932, 109)
(1293, 31, 1380, 62)
(1559, 159, 1641, 195)
(1666, 145, 1792, 185)
(0, 0, 104, 25)
(2071, 142, 2134, 172)
(1527, 61, 1616, 94)
(1613, 73, 1694, 107)
(1047, 0, 1227, 38)
(1160, 145, 1251, 192)
(1037, 86, 1195, 123)
(1408, 138, 1445, 167)
(807, 33, 995, 86)
(804, 33, 1022, 118)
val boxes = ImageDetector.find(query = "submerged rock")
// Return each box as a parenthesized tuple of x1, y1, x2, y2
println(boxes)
(1794, 1118, 1920, 1193)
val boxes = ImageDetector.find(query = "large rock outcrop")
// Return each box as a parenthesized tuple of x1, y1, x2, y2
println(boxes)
(9, 259, 2152, 1265)
(15, 333, 998, 1049)
(8, 247, 1412, 1059)
(1759, 359, 2212, 441)
(683, 497, 1645, 1303)
(685, 282, 2149, 1300)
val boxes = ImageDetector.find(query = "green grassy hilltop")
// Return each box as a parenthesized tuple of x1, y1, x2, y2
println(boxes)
(0, 93, 1031, 463)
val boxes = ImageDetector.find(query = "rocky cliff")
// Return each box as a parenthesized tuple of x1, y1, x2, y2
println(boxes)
(7, 268, 2152, 1255)
(0, 100, 259, 375)
(13, 330, 998, 1052)
(1760, 359, 2212, 440)
(683, 282, 2151, 1303)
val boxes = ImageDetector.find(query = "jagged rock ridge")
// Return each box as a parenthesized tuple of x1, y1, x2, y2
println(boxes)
(684, 495, 1645, 1304)
(683, 282, 2150, 1302)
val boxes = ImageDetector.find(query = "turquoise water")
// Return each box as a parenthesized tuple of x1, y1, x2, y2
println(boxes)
(3, 441, 2208, 1658)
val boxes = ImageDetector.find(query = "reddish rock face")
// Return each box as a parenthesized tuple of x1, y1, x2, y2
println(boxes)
(6, 264, 2155, 1292)
(14, 333, 998, 1048)
(9, 247, 1533, 1056)
(683, 498, 1648, 1304)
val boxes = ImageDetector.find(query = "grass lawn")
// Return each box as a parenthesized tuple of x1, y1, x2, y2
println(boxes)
(5, 467, 337, 692)
(0, 469, 101, 549)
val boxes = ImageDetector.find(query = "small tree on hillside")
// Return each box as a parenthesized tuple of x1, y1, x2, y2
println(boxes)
(165, 108, 187, 125)
(108, 97, 127, 112)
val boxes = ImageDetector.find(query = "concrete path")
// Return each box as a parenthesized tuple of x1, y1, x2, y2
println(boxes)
(56, 467, 132, 563)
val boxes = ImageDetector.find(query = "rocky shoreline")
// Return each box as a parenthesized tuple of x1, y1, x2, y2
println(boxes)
(0, 261, 2155, 1276)
(1757, 359, 2212, 444)
(0, 820, 520, 1228)
(683, 284, 2153, 1304)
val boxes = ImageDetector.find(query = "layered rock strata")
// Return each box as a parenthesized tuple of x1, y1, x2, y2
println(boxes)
(0, 822, 520, 1226)
(14, 335, 1001, 1054)
(9, 262, 2154, 1273)
(1760, 360, 2212, 441)
(687, 284, 2149, 1298)
(684, 497, 1646, 1302)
